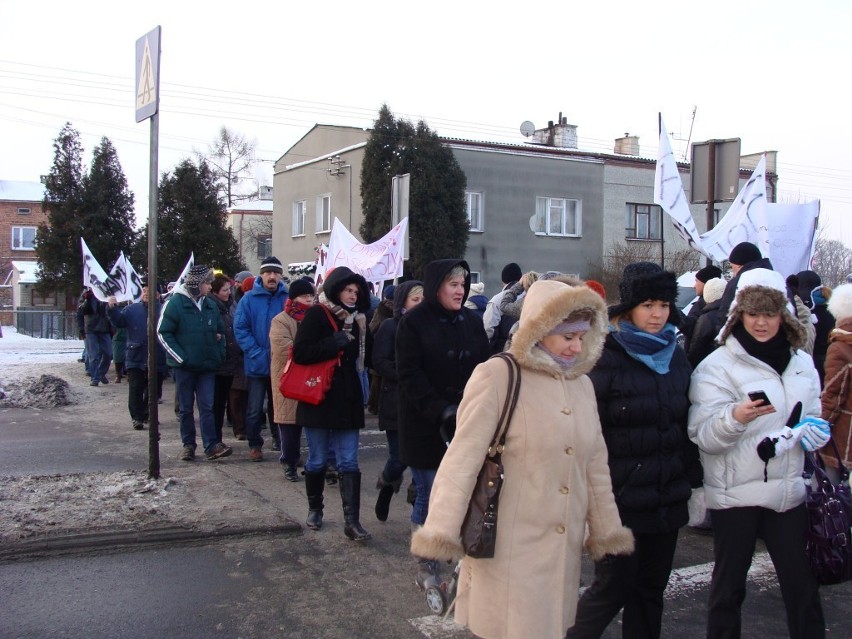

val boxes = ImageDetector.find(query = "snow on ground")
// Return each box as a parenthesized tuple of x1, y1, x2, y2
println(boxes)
(0, 326, 84, 366)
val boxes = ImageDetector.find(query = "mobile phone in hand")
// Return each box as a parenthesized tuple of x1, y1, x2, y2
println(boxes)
(748, 390, 772, 407)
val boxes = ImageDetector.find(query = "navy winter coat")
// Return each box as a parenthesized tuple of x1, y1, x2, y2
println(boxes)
(234, 277, 288, 377)
(107, 301, 166, 372)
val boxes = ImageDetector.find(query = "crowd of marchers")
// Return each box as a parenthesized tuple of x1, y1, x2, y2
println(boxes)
(75, 242, 851, 639)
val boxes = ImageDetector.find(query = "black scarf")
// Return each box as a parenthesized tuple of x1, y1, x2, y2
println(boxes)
(732, 323, 791, 375)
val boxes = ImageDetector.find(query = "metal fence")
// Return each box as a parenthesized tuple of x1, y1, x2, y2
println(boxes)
(14, 309, 79, 340)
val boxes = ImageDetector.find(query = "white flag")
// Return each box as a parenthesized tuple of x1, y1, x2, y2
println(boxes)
(654, 117, 709, 257)
(108, 253, 130, 302)
(699, 155, 770, 263)
(81, 238, 123, 302)
(124, 256, 145, 302)
(326, 218, 407, 282)
(175, 253, 195, 288)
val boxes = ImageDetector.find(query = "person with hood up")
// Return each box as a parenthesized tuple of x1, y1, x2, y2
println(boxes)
(371, 279, 424, 521)
(411, 279, 634, 639)
(396, 259, 491, 588)
(293, 266, 373, 541)
(158, 265, 231, 462)
(821, 282, 852, 483)
(688, 268, 827, 638)
(566, 262, 696, 639)
(796, 269, 835, 384)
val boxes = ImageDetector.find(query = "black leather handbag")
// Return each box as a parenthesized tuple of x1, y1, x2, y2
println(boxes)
(460, 352, 521, 559)
(804, 439, 852, 585)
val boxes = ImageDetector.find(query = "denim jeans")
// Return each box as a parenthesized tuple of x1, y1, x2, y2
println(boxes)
(245, 375, 271, 449)
(304, 427, 360, 473)
(409, 467, 437, 526)
(173, 368, 217, 453)
(85, 332, 112, 380)
(381, 429, 407, 483)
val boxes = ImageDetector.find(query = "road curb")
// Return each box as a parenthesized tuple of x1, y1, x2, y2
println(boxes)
(0, 520, 303, 560)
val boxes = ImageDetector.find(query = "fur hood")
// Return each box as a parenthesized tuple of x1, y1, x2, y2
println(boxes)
(828, 283, 852, 322)
(508, 279, 607, 379)
(718, 268, 806, 348)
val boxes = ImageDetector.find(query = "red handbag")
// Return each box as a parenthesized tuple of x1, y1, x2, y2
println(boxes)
(278, 305, 342, 406)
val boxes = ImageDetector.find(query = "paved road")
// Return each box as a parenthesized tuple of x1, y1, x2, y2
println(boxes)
(1, 378, 851, 638)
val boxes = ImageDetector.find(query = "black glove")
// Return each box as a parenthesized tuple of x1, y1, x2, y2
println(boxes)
(332, 331, 350, 349)
(439, 404, 458, 443)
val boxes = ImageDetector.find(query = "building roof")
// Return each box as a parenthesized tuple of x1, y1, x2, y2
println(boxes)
(0, 180, 45, 203)
(229, 199, 273, 213)
(10, 260, 39, 284)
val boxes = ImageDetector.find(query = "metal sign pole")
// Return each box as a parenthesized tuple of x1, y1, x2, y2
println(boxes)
(146, 112, 160, 479)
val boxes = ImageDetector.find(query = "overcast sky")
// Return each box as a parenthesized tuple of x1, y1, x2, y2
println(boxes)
(2, 0, 850, 248)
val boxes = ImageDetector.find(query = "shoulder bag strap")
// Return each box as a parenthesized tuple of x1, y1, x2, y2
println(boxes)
(486, 352, 522, 457)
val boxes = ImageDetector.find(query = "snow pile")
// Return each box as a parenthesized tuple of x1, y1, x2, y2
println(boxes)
(0, 374, 77, 408)
(0, 471, 182, 542)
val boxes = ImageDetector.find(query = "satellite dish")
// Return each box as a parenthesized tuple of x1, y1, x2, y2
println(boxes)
(520, 121, 535, 137)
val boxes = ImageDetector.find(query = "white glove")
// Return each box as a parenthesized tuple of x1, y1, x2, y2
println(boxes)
(762, 427, 798, 456)
(792, 417, 831, 452)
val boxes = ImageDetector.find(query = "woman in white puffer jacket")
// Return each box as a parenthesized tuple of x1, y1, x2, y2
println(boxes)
(688, 268, 827, 639)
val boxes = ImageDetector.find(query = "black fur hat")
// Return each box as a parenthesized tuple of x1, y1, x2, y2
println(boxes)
(608, 262, 680, 325)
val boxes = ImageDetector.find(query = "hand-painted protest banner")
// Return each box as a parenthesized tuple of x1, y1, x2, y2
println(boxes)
(654, 118, 709, 258)
(699, 155, 770, 263)
(82, 241, 145, 303)
(326, 218, 407, 283)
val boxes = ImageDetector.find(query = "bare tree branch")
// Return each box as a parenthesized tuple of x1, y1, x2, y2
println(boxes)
(195, 126, 258, 207)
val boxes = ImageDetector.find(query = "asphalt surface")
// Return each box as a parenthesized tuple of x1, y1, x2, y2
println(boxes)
(1, 374, 851, 638)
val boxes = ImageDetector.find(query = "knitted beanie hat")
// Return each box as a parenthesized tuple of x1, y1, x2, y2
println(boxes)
(501, 262, 522, 284)
(185, 265, 213, 295)
(728, 242, 762, 266)
(259, 256, 284, 274)
(695, 265, 722, 283)
(287, 278, 316, 299)
(702, 277, 727, 305)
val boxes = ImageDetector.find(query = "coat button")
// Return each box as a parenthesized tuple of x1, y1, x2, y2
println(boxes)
(560, 486, 569, 494)
(556, 524, 566, 534)
(561, 407, 572, 415)
(564, 447, 574, 455)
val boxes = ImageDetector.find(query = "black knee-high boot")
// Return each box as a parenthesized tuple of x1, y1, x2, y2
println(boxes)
(304, 470, 325, 530)
(340, 472, 371, 541)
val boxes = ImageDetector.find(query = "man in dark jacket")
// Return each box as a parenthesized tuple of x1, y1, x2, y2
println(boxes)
(797, 269, 835, 384)
(483, 261, 522, 353)
(80, 289, 113, 386)
(681, 264, 722, 352)
(396, 259, 490, 587)
(234, 256, 289, 461)
(713, 242, 774, 335)
(158, 265, 230, 462)
(107, 279, 166, 430)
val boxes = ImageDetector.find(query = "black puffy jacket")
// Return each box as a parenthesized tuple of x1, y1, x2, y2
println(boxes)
(396, 260, 490, 469)
(589, 334, 695, 534)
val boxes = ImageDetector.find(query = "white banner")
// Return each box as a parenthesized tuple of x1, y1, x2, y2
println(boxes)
(312, 243, 329, 290)
(124, 256, 144, 302)
(699, 155, 770, 263)
(108, 253, 131, 303)
(654, 118, 709, 257)
(81, 238, 122, 302)
(175, 253, 194, 288)
(758, 201, 820, 277)
(326, 218, 407, 283)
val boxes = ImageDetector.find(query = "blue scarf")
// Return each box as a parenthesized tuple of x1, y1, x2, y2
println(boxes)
(611, 321, 678, 374)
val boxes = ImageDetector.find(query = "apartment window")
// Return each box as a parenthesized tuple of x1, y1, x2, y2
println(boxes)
(17, 207, 31, 215)
(12, 226, 37, 250)
(315, 194, 331, 233)
(533, 197, 581, 237)
(256, 234, 272, 260)
(469, 271, 481, 284)
(466, 191, 483, 232)
(292, 200, 306, 236)
(625, 203, 662, 240)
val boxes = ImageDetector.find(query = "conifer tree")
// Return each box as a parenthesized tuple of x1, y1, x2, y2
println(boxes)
(359, 106, 468, 279)
(134, 158, 244, 283)
(36, 123, 86, 296)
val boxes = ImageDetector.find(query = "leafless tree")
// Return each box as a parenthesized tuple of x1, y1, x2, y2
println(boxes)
(585, 242, 702, 303)
(811, 238, 852, 287)
(196, 126, 258, 207)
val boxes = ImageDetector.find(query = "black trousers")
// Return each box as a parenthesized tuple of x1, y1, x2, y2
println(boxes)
(212, 374, 234, 442)
(126, 367, 163, 423)
(566, 529, 679, 639)
(707, 505, 824, 639)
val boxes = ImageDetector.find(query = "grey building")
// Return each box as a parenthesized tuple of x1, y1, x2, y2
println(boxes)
(272, 120, 772, 298)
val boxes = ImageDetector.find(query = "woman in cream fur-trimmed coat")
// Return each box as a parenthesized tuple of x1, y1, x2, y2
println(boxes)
(411, 279, 634, 639)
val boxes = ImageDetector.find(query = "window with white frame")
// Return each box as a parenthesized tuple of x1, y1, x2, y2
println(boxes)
(292, 200, 306, 236)
(625, 203, 662, 240)
(256, 234, 272, 260)
(315, 194, 331, 233)
(466, 191, 483, 232)
(533, 197, 581, 237)
(12, 226, 37, 250)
